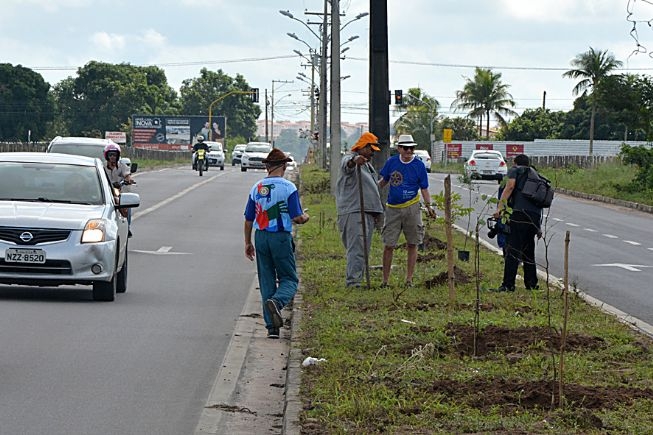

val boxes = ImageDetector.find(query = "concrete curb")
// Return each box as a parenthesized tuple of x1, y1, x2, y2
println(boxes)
(555, 187, 653, 214)
(282, 292, 303, 435)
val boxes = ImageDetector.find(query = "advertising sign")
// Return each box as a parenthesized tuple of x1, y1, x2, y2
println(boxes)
(505, 143, 524, 158)
(105, 131, 127, 144)
(131, 115, 226, 150)
(475, 143, 493, 150)
(446, 143, 462, 159)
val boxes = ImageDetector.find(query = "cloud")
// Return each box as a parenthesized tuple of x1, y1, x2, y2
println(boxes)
(140, 29, 166, 47)
(90, 32, 126, 51)
(498, 0, 619, 23)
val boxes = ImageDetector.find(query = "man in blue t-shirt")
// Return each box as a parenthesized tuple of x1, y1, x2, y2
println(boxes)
(378, 135, 436, 288)
(244, 148, 310, 338)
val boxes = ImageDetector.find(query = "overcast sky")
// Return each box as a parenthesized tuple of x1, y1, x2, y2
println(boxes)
(4, 0, 653, 125)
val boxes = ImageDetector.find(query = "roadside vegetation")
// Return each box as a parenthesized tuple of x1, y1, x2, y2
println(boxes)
(293, 162, 653, 434)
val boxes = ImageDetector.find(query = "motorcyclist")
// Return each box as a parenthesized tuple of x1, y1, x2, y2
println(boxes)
(103, 143, 134, 235)
(104, 143, 133, 187)
(192, 135, 210, 170)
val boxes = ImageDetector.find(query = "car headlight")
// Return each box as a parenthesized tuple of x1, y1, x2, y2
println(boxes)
(82, 219, 107, 243)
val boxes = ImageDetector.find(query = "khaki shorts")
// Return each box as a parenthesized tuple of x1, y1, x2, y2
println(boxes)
(381, 202, 424, 246)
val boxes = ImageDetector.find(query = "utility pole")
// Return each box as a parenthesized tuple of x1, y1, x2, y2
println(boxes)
(369, 0, 390, 171)
(271, 79, 293, 146)
(329, 0, 341, 193)
(320, 1, 329, 169)
(265, 88, 269, 142)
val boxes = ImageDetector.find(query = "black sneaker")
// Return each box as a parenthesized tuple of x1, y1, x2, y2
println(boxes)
(266, 299, 283, 328)
(489, 285, 515, 292)
(267, 328, 280, 339)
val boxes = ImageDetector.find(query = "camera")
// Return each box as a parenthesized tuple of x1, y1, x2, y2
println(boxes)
(487, 217, 509, 239)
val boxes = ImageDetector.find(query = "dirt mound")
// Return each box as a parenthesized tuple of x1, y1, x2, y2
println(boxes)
(424, 266, 473, 288)
(446, 324, 606, 357)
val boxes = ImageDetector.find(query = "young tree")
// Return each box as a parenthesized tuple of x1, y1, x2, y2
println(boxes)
(451, 67, 517, 139)
(562, 47, 623, 155)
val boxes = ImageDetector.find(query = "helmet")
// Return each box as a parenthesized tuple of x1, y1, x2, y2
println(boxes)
(197, 135, 205, 142)
(104, 143, 121, 160)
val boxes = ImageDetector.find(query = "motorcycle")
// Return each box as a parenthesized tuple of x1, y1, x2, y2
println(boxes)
(195, 149, 208, 176)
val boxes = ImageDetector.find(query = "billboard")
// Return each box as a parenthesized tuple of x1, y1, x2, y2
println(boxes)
(131, 115, 226, 150)
(446, 143, 462, 159)
(505, 143, 524, 158)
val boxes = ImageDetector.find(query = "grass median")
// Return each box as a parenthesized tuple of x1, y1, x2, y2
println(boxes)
(294, 165, 653, 434)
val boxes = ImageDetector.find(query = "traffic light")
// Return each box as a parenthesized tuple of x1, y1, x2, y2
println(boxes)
(251, 88, 259, 103)
(314, 87, 320, 102)
(394, 89, 403, 106)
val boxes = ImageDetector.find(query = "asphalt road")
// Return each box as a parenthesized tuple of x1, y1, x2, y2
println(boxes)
(0, 165, 268, 435)
(430, 173, 653, 325)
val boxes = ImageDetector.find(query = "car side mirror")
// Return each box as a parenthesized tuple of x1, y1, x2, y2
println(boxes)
(130, 162, 138, 173)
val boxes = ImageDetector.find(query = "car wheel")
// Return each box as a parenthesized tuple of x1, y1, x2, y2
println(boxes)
(220, 165, 224, 171)
(241, 167, 246, 172)
(93, 273, 116, 301)
(116, 249, 128, 293)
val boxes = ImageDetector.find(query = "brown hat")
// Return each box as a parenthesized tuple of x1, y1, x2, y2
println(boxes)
(351, 132, 381, 152)
(262, 148, 292, 164)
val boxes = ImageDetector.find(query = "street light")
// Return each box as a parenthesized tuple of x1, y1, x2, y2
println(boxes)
(279, 10, 321, 40)
(340, 12, 369, 32)
(287, 32, 313, 53)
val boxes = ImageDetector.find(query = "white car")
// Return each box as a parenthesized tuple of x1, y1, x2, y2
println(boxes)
(205, 141, 225, 170)
(241, 142, 272, 172)
(464, 150, 508, 184)
(47, 136, 138, 173)
(414, 150, 432, 172)
(0, 153, 140, 301)
(231, 144, 247, 166)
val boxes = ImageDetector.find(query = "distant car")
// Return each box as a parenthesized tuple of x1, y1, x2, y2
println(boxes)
(413, 150, 432, 172)
(285, 153, 298, 172)
(231, 144, 247, 166)
(464, 150, 507, 183)
(46, 136, 138, 174)
(205, 141, 225, 170)
(241, 142, 273, 172)
(0, 152, 140, 301)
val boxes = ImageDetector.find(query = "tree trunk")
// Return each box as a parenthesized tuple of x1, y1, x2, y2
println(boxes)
(486, 110, 491, 139)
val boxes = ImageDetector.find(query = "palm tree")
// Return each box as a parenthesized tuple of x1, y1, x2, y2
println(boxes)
(394, 88, 440, 147)
(563, 47, 623, 155)
(451, 68, 517, 139)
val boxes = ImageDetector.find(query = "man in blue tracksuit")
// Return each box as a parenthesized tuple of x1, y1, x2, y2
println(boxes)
(243, 148, 310, 338)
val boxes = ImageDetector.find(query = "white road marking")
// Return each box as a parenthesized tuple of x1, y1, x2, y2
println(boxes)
(592, 263, 652, 272)
(584, 228, 597, 232)
(624, 240, 641, 246)
(553, 217, 564, 222)
(157, 246, 173, 253)
(565, 222, 580, 227)
(602, 234, 618, 239)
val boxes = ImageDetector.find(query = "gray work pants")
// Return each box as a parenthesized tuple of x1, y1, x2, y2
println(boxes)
(337, 212, 376, 287)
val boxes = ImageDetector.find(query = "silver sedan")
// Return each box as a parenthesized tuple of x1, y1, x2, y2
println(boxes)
(0, 152, 140, 301)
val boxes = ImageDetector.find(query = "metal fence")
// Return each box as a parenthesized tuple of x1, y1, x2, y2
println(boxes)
(0, 143, 187, 161)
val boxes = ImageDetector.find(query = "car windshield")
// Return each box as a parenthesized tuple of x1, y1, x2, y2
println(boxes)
(246, 144, 272, 153)
(0, 162, 104, 205)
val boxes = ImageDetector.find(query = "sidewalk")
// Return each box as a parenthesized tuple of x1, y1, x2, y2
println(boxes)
(194, 277, 301, 435)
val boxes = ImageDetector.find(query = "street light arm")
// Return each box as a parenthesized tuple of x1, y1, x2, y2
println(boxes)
(340, 11, 369, 32)
(287, 32, 314, 53)
(279, 10, 321, 42)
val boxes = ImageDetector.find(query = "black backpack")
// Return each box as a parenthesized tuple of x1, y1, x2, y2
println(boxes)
(518, 167, 554, 208)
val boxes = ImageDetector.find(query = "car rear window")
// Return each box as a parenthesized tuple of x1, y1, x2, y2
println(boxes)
(48, 143, 104, 159)
(475, 153, 502, 160)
